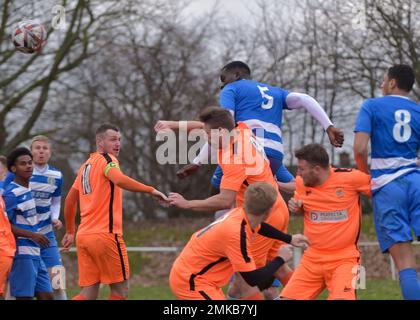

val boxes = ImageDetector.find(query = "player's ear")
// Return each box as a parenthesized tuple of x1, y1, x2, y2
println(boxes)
(96, 136, 103, 147)
(389, 78, 397, 90)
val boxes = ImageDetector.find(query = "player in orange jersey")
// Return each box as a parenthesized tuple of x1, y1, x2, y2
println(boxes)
(0, 193, 16, 299)
(62, 124, 168, 300)
(169, 107, 293, 300)
(280, 144, 371, 300)
(170, 182, 309, 300)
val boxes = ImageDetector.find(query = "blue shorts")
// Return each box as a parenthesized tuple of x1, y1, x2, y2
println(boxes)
(373, 171, 420, 253)
(9, 257, 52, 297)
(211, 149, 287, 189)
(41, 234, 63, 268)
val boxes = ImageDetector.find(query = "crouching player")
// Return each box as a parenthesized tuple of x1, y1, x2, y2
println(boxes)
(280, 144, 371, 300)
(169, 182, 309, 300)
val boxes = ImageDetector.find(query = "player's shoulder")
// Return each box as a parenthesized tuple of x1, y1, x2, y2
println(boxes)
(45, 165, 63, 179)
(100, 152, 118, 164)
(85, 152, 118, 168)
(295, 175, 304, 187)
(219, 208, 243, 229)
(223, 80, 242, 90)
(360, 97, 380, 109)
(363, 96, 407, 107)
(255, 80, 285, 91)
(2, 182, 20, 200)
(332, 167, 370, 183)
(46, 164, 62, 173)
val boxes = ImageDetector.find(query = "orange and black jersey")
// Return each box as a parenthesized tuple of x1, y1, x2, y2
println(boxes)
(72, 152, 123, 235)
(294, 167, 371, 261)
(171, 207, 289, 292)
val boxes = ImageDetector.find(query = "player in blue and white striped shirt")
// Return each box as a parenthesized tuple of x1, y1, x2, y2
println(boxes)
(29, 135, 67, 300)
(2, 136, 67, 300)
(354, 64, 420, 300)
(3, 148, 53, 300)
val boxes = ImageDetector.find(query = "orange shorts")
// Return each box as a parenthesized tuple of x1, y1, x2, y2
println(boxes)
(280, 255, 361, 300)
(252, 198, 289, 267)
(0, 256, 13, 297)
(169, 262, 226, 300)
(76, 233, 130, 287)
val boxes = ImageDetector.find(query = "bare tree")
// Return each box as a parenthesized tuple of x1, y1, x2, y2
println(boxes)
(46, 1, 221, 219)
(0, 0, 131, 154)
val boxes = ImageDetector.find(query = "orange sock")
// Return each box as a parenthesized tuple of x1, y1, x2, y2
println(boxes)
(72, 294, 87, 300)
(108, 294, 127, 300)
(242, 292, 264, 300)
(279, 271, 294, 286)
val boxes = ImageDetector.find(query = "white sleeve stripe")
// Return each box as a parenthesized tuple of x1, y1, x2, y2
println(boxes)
(371, 157, 418, 170)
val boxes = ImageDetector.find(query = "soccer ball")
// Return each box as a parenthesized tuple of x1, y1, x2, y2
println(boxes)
(12, 20, 46, 54)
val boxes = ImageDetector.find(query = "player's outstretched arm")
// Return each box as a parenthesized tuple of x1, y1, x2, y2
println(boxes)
(168, 188, 236, 212)
(154, 120, 204, 133)
(286, 92, 344, 147)
(354, 132, 370, 174)
(277, 181, 296, 194)
(106, 166, 168, 201)
(258, 223, 309, 249)
(62, 187, 78, 252)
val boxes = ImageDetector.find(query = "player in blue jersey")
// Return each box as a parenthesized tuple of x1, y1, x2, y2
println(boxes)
(3, 148, 53, 300)
(155, 61, 343, 189)
(0, 156, 7, 195)
(29, 136, 67, 300)
(1, 136, 67, 300)
(354, 64, 420, 300)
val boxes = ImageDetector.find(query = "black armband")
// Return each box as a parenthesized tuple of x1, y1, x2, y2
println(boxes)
(258, 222, 292, 244)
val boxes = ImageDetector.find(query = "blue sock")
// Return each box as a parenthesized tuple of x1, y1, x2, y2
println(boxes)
(399, 268, 420, 300)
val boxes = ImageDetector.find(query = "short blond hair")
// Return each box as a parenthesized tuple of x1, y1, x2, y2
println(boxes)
(244, 182, 278, 216)
(31, 135, 51, 148)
